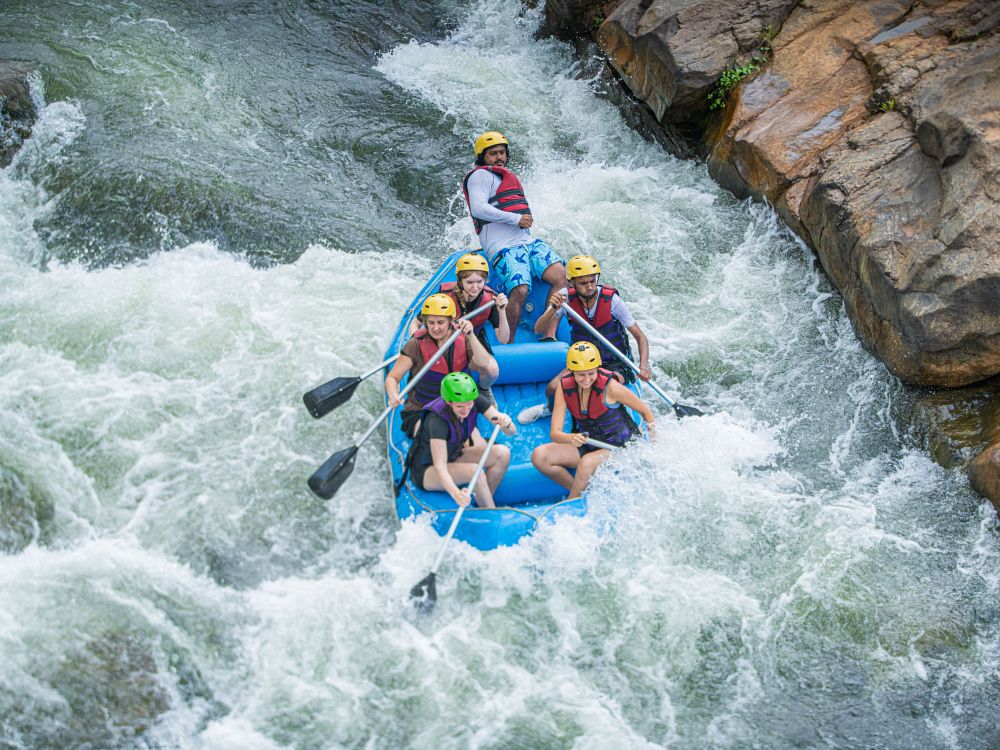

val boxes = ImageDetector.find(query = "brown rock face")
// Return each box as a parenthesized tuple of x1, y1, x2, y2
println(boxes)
(597, 0, 800, 123)
(706, 1, 911, 225)
(541, 0, 620, 41)
(704, 1, 1000, 386)
(913, 378, 1000, 468)
(969, 443, 1000, 512)
(594, 0, 1000, 386)
(0, 59, 36, 168)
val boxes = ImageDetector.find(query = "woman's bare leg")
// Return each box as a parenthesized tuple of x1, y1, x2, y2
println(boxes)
(568, 450, 609, 498)
(472, 356, 500, 392)
(531, 443, 581, 491)
(483, 443, 510, 495)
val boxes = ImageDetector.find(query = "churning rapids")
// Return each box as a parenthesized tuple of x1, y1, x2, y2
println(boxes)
(1, 1, 999, 748)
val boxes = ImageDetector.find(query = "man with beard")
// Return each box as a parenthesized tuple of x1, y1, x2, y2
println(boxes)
(517, 254, 652, 424)
(462, 131, 566, 341)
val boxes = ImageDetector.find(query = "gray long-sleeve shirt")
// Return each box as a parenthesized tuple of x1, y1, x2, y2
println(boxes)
(465, 168, 533, 260)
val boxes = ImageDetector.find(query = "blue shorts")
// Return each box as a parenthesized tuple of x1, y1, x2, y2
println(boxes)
(489, 239, 564, 295)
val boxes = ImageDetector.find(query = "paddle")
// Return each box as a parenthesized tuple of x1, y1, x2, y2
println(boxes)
(409, 423, 502, 610)
(303, 355, 399, 419)
(308, 325, 466, 500)
(583, 436, 619, 451)
(303, 300, 497, 419)
(560, 303, 703, 418)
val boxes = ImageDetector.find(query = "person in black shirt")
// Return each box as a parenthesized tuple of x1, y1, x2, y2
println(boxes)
(409, 372, 516, 509)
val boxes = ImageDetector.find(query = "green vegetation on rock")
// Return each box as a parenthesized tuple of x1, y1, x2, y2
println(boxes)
(708, 63, 760, 111)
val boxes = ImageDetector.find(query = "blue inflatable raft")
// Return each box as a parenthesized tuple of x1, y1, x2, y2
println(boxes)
(384, 249, 645, 551)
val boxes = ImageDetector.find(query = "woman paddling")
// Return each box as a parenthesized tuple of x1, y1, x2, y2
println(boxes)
(407, 372, 516, 509)
(387, 293, 492, 438)
(438, 253, 510, 345)
(531, 342, 655, 498)
(410, 253, 509, 403)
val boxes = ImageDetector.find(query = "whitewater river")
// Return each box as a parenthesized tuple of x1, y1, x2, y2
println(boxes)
(2, 1, 999, 748)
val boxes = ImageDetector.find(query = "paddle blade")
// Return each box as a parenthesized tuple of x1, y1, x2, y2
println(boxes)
(409, 572, 437, 611)
(307, 446, 359, 499)
(303, 377, 361, 419)
(673, 403, 704, 418)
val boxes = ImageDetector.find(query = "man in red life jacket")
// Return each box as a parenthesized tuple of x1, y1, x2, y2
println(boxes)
(518, 255, 652, 424)
(462, 131, 566, 341)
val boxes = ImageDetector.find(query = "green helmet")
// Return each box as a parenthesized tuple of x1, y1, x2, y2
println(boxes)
(440, 371, 479, 403)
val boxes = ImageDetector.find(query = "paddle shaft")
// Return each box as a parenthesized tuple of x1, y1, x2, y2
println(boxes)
(359, 354, 400, 380)
(429, 424, 502, 575)
(356, 326, 465, 449)
(584, 436, 618, 451)
(331, 300, 496, 387)
(560, 302, 678, 408)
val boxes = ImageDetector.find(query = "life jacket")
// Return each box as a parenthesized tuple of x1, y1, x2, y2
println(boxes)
(438, 281, 496, 332)
(461, 165, 531, 235)
(567, 286, 634, 381)
(418, 397, 478, 464)
(560, 368, 638, 447)
(406, 329, 469, 408)
(395, 397, 479, 496)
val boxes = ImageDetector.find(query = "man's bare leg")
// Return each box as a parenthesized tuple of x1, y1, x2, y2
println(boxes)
(540, 262, 568, 339)
(505, 283, 529, 342)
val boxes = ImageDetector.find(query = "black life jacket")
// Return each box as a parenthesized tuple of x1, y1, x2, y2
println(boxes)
(461, 165, 531, 235)
(418, 397, 478, 464)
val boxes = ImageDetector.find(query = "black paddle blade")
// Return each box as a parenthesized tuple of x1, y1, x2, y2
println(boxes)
(303, 377, 361, 419)
(673, 403, 704, 418)
(409, 572, 437, 610)
(307, 446, 359, 499)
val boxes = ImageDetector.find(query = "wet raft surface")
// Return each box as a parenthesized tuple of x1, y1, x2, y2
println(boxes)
(386, 249, 647, 550)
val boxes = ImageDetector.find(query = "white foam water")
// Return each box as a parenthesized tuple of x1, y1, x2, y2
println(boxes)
(1, 1, 999, 748)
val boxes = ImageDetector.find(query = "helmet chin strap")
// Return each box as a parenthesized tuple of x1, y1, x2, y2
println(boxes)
(578, 280, 600, 306)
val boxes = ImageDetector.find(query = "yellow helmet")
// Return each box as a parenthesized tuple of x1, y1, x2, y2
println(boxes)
(421, 293, 457, 319)
(566, 255, 601, 280)
(474, 131, 509, 157)
(456, 253, 489, 275)
(566, 342, 602, 371)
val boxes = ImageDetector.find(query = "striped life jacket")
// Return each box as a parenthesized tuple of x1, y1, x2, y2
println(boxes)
(406, 329, 469, 408)
(461, 165, 531, 235)
(567, 286, 633, 381)
(560, 368, 638, 447)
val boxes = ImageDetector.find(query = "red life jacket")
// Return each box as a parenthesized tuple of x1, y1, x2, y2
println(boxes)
(438, 281, 496, 331)
(568, 286, 616, 328)
(560, 368, 638, 447)
(561, 368, 613, 422)
(407, 329, 470, 407)
(567, 286, 633, 380)
(461, 165, 531, 235)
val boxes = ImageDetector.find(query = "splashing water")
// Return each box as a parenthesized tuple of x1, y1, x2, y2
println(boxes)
(1, 1, 998, 748)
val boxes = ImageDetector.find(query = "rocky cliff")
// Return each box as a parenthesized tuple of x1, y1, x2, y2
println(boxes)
(543, 0, 1000, 506)
(590, 0, 1000, 388)
(714, 1, 999, 390)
